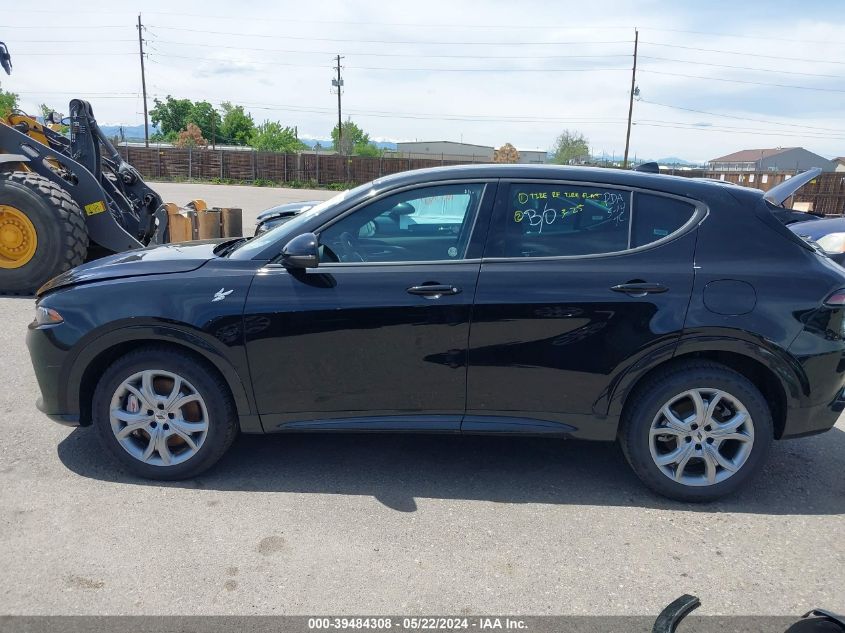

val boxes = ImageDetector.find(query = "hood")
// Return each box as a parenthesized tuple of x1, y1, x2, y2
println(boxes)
(37, 239, 223, 296)
(256, 200, 321, 222)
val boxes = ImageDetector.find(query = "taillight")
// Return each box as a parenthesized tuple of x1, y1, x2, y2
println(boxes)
(824, 290, 845, 306)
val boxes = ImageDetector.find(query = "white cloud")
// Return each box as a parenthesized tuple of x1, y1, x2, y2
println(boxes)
(4, 0, 844, 163)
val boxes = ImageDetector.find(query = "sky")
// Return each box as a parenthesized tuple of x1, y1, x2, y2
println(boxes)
(3, 0, 844, 163)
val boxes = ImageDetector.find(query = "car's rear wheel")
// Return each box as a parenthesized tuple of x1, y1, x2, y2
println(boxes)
(92, 347, 238, 479)
(620, 361, 773, 502)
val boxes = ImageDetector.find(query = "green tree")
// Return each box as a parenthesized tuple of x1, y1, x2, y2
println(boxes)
(355, 142, 383, 157)
(38, 103, 69, 134)
(150, 95, 194, 140)
(331, 119, 377, 155)
(250, 120, 305, 153)
(187, 101, 221, 144)
(552, 129, 590, 165)
(220, 102, 255, 146)
(0, 83, 18, 117)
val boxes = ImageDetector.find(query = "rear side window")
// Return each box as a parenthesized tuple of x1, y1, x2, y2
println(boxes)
(486, 183, 631, 258)
(632, 193, 697, 247)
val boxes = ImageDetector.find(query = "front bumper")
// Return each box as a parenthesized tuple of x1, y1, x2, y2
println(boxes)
(35, 396, 80, 426)
(26, 323, 78, 426)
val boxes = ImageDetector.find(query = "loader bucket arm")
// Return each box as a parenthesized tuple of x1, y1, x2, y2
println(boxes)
(0, 41, 11, 75)
(0, 121, 144, 252)
(69, 100, 165, 244)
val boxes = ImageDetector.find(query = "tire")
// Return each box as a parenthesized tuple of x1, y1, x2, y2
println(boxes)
(619, 360, 773, 502)
(91, 346, 239, 480)
(0, 171, 88, 295)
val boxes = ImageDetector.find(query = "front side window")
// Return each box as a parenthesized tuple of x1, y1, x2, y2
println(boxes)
(486, 183, 631, 258)
(319, 183, 484, 263)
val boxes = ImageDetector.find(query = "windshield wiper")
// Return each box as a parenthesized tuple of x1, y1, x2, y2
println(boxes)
(214, 237, 249, 256)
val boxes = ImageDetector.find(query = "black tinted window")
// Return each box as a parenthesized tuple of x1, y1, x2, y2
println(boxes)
(487, 184, 630, 258)
(319, 183, 484, 263)
(631, 193, 697, 247)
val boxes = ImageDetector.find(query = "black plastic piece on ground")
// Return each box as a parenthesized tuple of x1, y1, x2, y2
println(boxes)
(653, 594, 701, 633)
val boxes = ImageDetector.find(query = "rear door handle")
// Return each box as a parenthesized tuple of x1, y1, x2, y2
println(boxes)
(610, 282, 669, 297)
(407, 284, 462, 298)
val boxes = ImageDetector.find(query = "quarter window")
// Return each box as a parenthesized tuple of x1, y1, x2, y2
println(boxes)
(631, 193, 697, 248)
(319, 183, 484, 263)
(486, 184, 630, 258)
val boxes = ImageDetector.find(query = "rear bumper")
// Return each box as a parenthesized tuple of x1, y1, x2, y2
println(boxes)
(782, 393, 844, 439)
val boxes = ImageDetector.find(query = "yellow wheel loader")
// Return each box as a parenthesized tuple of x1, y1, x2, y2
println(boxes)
(0, 41, 235, 294)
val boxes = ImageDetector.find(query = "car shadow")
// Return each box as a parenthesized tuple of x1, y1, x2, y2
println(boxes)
(57, 425, 845, 514)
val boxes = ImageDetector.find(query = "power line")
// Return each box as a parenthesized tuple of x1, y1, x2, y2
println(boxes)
(147, 53, 330, 69)
(150, 39, 631, 60)
(148, 25, 632, 46)
(146, 94, 628, 124)
(11, 52, 135, 56)
(638, 55, 844, 79)
(134, 12, 845, 45)
(638, 99, 845, 134)
(640, 69, 845, 93)
(7, 38, 134, 42)
(1, 24, 130, 29)
(641, 27, 845, 46)
(640, 40, 845, 65)
(633, 121, 845, 141)
(147, 51, 629, 73)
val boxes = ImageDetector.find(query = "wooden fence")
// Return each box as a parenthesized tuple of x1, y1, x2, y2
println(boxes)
(703, 170, 845, 215)
(117, 146, 479, 187)
(117, 147, 845, 215)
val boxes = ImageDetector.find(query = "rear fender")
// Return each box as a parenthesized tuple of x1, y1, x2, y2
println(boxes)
(606, 331, 807, 419)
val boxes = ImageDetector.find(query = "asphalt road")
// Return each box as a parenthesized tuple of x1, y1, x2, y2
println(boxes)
(1, 183, 843, 616)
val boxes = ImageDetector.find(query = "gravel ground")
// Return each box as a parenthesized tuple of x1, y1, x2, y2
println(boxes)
(0, 183, 843, 616)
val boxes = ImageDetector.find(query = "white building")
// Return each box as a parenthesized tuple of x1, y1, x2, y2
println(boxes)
(395, 140, 546, 164)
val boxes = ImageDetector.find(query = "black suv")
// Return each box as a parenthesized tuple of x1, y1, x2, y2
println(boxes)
(26, 165, 845, 501)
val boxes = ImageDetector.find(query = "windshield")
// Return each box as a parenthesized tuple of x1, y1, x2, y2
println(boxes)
(229, 183, 374, 260)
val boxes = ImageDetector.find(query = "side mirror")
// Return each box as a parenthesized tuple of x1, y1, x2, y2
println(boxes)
(281, 232, 319, 269)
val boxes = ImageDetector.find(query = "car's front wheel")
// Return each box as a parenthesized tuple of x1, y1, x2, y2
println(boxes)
(92, 347, 239, 479)
(620, 361, 773, 502)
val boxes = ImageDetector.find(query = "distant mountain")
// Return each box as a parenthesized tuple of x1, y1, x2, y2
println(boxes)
(299, 138, 397, 151)
(654, 156, 702, 166)
(99, 124, 157, 140)
(591, 153, 701, 166)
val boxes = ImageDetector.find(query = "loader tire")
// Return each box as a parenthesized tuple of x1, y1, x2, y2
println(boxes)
(0, 171, 88, 295)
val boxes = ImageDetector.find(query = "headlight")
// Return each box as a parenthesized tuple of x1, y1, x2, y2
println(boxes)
(34, 305, 63, 325)
(816, 232, 845, 254)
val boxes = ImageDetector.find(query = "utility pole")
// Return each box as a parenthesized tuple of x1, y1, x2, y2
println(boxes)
(623, 28, 638, 169)
(211, 115, 216, 150)
(332, 55, 344, 153)
(137, 14, 149, 148)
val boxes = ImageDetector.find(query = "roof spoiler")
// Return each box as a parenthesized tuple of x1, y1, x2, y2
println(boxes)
(762, 167, 822, 206)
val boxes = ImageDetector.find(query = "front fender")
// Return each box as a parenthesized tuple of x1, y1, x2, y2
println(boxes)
(61, 320, 260, 432)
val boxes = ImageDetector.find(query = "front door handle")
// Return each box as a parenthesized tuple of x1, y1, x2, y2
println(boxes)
(610, 282, 669, 297)
(407, 284, 462, 299)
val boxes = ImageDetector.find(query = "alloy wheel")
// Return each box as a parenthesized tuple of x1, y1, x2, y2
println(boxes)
(649, 388, 754, 487)
(109, 369, 209, 467)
